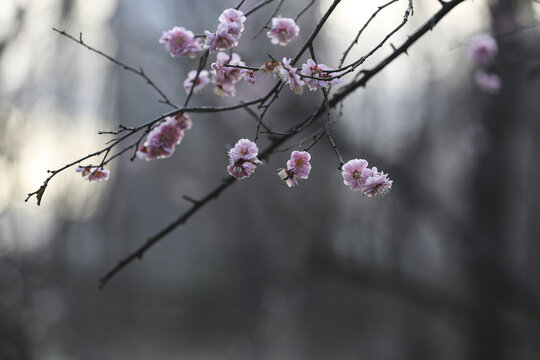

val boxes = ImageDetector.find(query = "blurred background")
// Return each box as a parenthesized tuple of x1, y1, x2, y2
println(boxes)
(2, 0, 540, 359)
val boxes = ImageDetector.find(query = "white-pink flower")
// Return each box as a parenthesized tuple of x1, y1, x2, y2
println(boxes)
(475, 69, 501, 94)
(362, 167, 393, 198)
(159, 27, 202, 59)
(277, 151, 312, 187)
(467, 33, 498, 67)
(227, 139, 261, 180)
(267, 17, 299, 46)
(260, 61, 284, 79)
(228, 138, 259, 161)
(286, 151, 311, 179)
(227, 161, 258, 180)
(301, 59, 342, 91)
(174, 112, 193, 131)
(136, 113, 192, 161)
(204, 9, 246, 52)
(219, 8, 246, 30)
(76, 166, 110, 182)
(277, 168, 299, 187)
(211, 52, 246, 97)
(183, 70, 210, 94)
(342, 159, 369, 191)
(281, 58, 304, 95)
(204, 26, 238, 52)
(242, 70, 256, 85)
(342, 160, 393, 197)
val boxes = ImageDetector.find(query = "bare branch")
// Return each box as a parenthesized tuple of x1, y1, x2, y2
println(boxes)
(52, 28, 178, 108)
(97, 0, 466, 289)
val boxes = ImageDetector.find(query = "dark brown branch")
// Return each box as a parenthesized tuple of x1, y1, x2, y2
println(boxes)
(25, 98, 265, 204)
(97, 0, 466, 289)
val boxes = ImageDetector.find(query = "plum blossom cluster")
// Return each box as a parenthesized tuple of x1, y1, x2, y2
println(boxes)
(266, 17, 299, 46)
(301, 59, 342, 91)
(227, 139, 261, 180)
(270, 58, 342, 94)
(76, 166, 110, 182)
(467, 33, 501, 94)
(341, 159, 393, 197)
(277, 151, 312, 187)
(211, 52, 253, 97)
(159, 27, 202, 59)
(204, 8, 246, 52)
(184, 70, 210, 94)
(279, 58, 305, 94)
(136, 113, 192, 161)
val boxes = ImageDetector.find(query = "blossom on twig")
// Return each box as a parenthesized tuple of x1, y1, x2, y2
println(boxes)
(76, 166, 111, 182)
(301, 59, 342, 91)
(277, 151, 312, 187)
(183, 70, 210, 94)
(227, 138, 261, 180)
(136, 113, 192, 161)
(342, 159, 392, 197)
(205, 8, 246, 52)
(159, 27, 202, 59)
(280, 58, 304, 95)
(267, 17, 299, 46)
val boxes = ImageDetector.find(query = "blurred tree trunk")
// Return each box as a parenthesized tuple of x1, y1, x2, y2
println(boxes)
(466, 0, 531, 359)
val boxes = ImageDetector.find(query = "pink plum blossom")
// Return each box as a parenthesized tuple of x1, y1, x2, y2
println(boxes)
(301, 59, 342, 91)
(281, 58, 304, 95)
(260, 61, 284, 79)
(214, 82, 237, 97)
(277, 151, 312, 187)
(174, 112, 193, 131)
(341, 159, 369, 191)
(86, 167, 111, 182)
(219, 8, 246, 30)
(227, 161, 258, 180)
(286, 151, 311, 179)
(342, 160, 393, 197)
(183, 70, 210, 94)
(136, 113, 192, 161)
(227, 139, 261, 180)
(475, 69, 501, 94)
(467, 33, 498, 67)
(267, 17, 299, 46)
(242, 70, 256, 85)
(228, 138, 259, 161)
(277, 168, 299, 187)
(211, 52, 246, 97)
(204, 26, 238, 52)
(159, 27, 202, 59)
(204, 9, 246, 52)
(76, 166, 110, 182)
(362, 168, 393, 198)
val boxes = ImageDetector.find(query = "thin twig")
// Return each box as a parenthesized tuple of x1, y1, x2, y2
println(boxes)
(235, 0, 247, 10)
(253, 0, 285, 39)
(295, 0, 316, 21)
(98, 0, 466, 288)
(184, 50, 209, 107)
(52, 28, 178, 109)
(322, 89, 344, 169)
(338, 0, 400, 68)
(245, 0, 275, 16)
